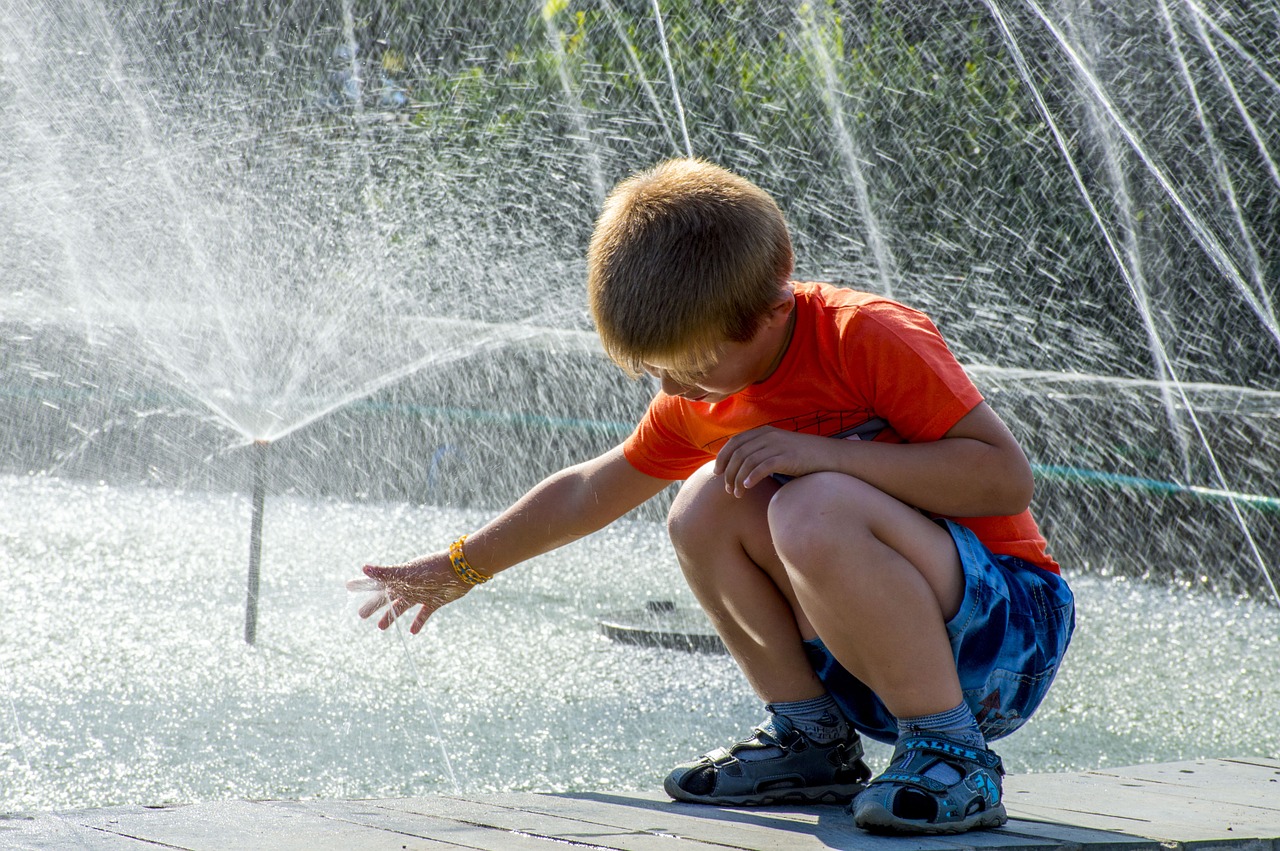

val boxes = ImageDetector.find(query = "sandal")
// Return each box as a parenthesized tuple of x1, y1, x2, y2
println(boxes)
(664, 714, 872, 806)
(853, 734, 1007, 834)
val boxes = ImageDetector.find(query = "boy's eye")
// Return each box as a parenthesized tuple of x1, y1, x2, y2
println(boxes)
(645, 365, 699, 381)
(643, 361, 713, 387)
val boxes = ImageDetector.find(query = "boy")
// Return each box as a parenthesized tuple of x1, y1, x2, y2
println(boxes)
(351, 158, 1074, 835)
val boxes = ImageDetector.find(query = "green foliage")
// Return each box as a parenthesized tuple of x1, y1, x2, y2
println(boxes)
(380, 0, 1106, 354)
(121, 0, 1274, 387)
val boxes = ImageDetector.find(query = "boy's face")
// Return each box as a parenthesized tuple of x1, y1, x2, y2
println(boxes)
(642, 292, 795, 405)
(643, 341, 767, 404)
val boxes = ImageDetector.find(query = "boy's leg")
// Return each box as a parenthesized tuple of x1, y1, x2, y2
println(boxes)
(668, 464, 1008, 832)
(670, 464, 967, 722)
(765, 470, 966, 719)
(768, 472, 1008, 833)
(663, 463, 870, 805)
(667, 464, 821, 702)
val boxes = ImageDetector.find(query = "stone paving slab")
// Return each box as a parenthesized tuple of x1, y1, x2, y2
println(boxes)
(3, 757, 1277, 850)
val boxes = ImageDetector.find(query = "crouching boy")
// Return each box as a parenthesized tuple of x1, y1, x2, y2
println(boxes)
(352, 158, 1074, 835)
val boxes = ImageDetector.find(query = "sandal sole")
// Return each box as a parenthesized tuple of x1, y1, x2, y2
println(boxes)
(855, 800, 1008, 834)
(665, 779, 866, 807)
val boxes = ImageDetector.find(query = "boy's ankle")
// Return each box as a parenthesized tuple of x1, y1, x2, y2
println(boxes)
(896, 701, 985, 750)
(766, 693, 852, 745)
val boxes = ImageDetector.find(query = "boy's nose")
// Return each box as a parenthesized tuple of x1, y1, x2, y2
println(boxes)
(660, 374, 691, 396)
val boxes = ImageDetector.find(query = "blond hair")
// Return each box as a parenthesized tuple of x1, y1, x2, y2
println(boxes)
(587, 158, 794, 378)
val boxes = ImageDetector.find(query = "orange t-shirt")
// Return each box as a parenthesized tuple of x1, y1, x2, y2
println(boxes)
(623, 281, 1060, 574)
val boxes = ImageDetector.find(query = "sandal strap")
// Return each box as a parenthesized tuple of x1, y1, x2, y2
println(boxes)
(893, 735, 1004, 774)
(868, 769, 949, 794)
(703, 747, 737, 767)
(696, 723, 788, 770)
(746, 720, 868, 766)
(844, 731, 866, 762)
(698, 719, 867, 774)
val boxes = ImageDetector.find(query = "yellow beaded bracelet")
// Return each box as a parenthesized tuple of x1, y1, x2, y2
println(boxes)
(448, 534, 490, 585)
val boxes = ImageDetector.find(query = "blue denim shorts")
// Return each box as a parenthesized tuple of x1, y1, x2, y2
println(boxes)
(804, 519, 1075, 744)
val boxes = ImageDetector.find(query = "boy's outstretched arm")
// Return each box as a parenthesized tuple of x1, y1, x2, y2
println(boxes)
(350, 446, 671, 634)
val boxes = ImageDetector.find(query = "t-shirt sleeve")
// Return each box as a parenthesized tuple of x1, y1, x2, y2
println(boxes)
(623, 397, 711, 480)
(849, 303, 982, 442)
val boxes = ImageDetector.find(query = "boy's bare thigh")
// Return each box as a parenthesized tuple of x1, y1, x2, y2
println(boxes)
(673, 464, 963, 621)
(768, 471, 964, 619)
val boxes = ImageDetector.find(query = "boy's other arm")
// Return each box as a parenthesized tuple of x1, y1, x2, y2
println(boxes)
(715, 401, 1034, 518)
(352, 446, 672, 633)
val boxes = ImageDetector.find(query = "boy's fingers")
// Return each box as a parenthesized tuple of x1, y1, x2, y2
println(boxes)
(716, 452, 740, 490)
(713, 433, 746, 476)
(347, 577, 383, 592)
(737, 457, 769, 490)
(378, 598, 413, 630)
(410, 607, 432, 635)
(358, 593, 388, 620)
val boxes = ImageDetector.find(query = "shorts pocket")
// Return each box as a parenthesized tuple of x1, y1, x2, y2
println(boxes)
(964, 664, 1061, 741)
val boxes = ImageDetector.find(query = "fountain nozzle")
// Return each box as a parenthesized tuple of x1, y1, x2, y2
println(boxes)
(244, 440, 270, 645)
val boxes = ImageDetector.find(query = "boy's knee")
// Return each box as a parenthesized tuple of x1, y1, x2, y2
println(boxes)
(669, 463, 778, 558)
(768, 473, 876, 574)
(667, 464, 722, 546)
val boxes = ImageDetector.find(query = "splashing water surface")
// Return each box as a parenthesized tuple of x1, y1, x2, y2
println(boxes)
(1, 0, 1278, 816)
(1, 475, 1277, 813)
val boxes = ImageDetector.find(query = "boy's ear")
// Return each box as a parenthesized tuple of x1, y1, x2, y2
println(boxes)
(767, 289, 796, 326)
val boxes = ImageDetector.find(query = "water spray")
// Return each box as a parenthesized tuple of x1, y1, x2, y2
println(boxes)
(649, 0, 693, 159)
(244, 439, 269, 645)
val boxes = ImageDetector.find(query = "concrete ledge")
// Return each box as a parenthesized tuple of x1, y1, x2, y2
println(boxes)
(4, 757, 1277, 850)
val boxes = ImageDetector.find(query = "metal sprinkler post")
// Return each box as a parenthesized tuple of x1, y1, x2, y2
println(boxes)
(244, 439, 269, 645)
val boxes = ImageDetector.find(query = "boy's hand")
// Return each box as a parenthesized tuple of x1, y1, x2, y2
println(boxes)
(715, 427, 833, 496)
(346, 553, 472, 635)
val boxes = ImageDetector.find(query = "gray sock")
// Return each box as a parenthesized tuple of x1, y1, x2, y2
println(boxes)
(897, 701, 985, 749)
(767, 694, 850, 744)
